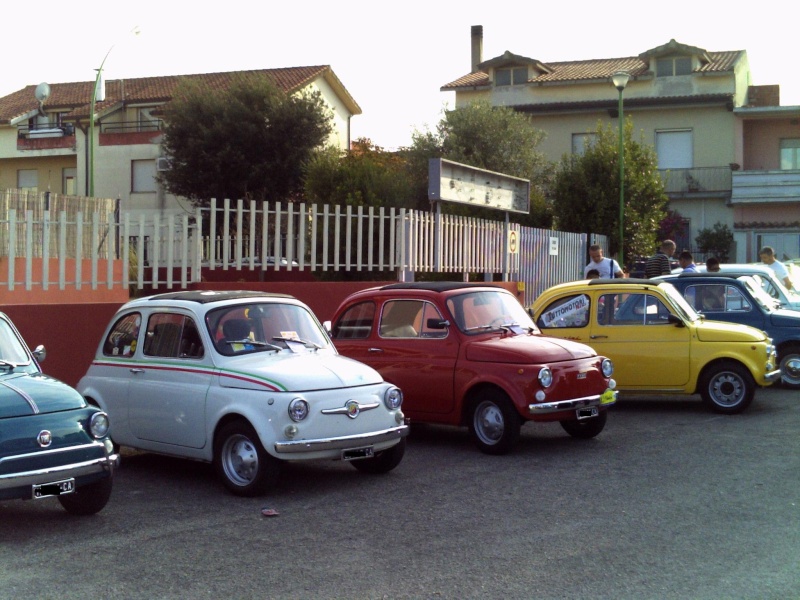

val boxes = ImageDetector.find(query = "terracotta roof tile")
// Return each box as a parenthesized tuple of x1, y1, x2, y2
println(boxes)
(0, 66, 333, 124)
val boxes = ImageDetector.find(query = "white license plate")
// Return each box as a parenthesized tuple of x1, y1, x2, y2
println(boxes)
(576, 407, 599, 420)
(33, 478, 75, 499)
(342, 446, 374, 461)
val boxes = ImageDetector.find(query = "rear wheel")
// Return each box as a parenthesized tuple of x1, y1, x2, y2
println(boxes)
(560, 410, 607, 439)
(214, 420, 280, 497)
(351, 438, 406, 474)
(699, 361, 755, 414)
(58, 477, 112, 516)
(468, 390, 521, 455)
(779, 348, 800, 389)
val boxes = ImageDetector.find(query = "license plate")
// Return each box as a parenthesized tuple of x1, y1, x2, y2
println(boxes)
(33, 478, 75, 499)
(576, 407, 599, 420)
(342, 446, 374, 461)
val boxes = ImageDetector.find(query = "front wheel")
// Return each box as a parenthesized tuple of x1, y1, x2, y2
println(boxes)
(560, 410, 607, 439)
(779, 349, 800, 389)
(468, 390, 521, 455)
(214, 420, 280, 497)
(699, 361, 755, 414)
(351, 438, 406, 474)
(58, 476, 113, 516)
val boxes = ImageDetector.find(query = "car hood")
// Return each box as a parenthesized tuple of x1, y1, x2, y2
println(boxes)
(695, 319, 768, 343)
(218, 351, 384, 392)
(0, 372, 86, 418)
(769, 309, 800, 328)
(465, 333, 596, 364)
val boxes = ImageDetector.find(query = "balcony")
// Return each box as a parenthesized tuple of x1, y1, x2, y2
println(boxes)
(731, 170, 800, 205)
(16, 123, 76, 151)
(658, 167, 732, 198)
(99, 119, 163, 146)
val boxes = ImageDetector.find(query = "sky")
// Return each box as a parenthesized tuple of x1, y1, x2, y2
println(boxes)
(3, 1, 797, 151)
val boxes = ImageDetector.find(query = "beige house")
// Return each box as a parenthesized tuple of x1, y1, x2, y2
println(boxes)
(442, 26, 800, 262)
(0, 66, 361, 219)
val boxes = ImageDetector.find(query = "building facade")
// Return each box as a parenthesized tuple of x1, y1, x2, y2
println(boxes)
(442, 26, 800, 262)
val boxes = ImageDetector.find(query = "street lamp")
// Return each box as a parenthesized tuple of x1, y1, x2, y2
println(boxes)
(611, 70, 630, 268)
(88, 26, 140, 197)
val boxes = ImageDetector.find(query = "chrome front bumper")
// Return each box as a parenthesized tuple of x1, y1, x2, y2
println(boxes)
(765, 368, 782, 383)
(528, 390, 617, 415)
(274, 424, 409, 454)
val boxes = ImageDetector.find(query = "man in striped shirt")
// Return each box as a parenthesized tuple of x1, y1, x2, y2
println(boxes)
(645, 240, 676, 278)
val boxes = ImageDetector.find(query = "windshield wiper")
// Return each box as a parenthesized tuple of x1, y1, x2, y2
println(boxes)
(0, 359, 15, 370)
(224, 339, 282, 351)
(273, 336, 322, 350)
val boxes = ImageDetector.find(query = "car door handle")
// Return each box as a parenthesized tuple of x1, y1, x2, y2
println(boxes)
(367, 348, 384, 353)
(589, 335, 608, 339)
(129, 368, 145, 374)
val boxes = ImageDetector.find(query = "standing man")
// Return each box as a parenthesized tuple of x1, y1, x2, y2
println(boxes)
(678, 251, 698, 272)
(705, 257, 721, 272)
(584, 244, 623, 279)
(645, 239, 676, 278)
(759, 246, 794, 290)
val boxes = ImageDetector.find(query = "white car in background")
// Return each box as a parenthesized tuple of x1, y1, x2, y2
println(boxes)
(78, 290, 408, 496)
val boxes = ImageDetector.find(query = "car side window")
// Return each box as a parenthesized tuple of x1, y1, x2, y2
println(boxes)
(380, 300, 424, 338)
(331, 302, 375, 340)
(536, 294, 590, 328)
(605, 293, 671, 325)
(144, 313, 205, 359)
(419, 302, 448, 338)
(103, 313, 141, 357)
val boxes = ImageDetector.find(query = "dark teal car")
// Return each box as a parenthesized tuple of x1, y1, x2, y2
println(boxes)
(0, 312, 118, 515)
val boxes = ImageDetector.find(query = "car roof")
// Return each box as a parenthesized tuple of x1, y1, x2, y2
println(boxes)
(656, 272, 750, 283)
(379, 282, 508, 293)
(540, 278, 666, 295)
(124, 289, 296, 308)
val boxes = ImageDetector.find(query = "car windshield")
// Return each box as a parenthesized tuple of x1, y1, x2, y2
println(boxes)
(206, 302, 331, 356)
(739, 276, 777, 311)
(0, 318, 31, 368)
(446, 290, 538, 335)
(660, 283, 700, 322)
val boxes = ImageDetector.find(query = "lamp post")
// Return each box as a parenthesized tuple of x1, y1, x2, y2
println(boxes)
(611, 70, 630, 268)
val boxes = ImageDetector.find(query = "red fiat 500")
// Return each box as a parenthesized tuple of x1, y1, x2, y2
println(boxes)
(328, 283, 616, 454)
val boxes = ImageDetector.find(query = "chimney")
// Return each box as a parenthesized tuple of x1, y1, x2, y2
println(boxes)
(471, 25, 483, 73)
(747, 85, 780, 107)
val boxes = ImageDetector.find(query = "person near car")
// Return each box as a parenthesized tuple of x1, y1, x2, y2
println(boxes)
(679, 251, 698, 272)
(645, 240, 676, 278)
(706, 257, 721, 272)
(586, 268, 601, 279)
(759, 246, 794, 290)
(584, 244, 623, 279)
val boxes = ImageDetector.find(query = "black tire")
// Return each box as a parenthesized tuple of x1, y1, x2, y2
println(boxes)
(560, 409, 607, 439)
(214, 420, 280, 497)
(699, 361, 755, 414)
(58, 476, 113, 516)
(351, 438, 406, 474)
(468, 390, 521, 455)
(779, 348, 800, 389)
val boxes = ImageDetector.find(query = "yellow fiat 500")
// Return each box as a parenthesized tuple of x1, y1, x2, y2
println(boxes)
(531, 279, 780, 414)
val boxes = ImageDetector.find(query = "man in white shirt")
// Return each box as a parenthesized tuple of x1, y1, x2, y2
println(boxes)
(584, 244, 623, 279)
(759, 246, 794, 290)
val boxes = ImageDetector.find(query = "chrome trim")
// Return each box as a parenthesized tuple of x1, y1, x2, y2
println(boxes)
(320, 401, 380, 416)
(274, 424, 409, 454)
(0, 380, 38, 413)
(0, 453, 119, 491)
(765, 368, 782, 383)
(0, 441, 106, 465)
(528, 395, 608, 415)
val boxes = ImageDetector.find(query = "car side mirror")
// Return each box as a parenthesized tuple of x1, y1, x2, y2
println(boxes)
(668, 314, 685, 328)
(322, 320, 332, 335)
(426, 318, 450, 330)
(32, 344, 46, 362)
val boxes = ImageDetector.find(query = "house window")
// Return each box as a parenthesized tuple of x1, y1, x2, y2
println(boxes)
(131, 159, 157, 193)
(17, 169, 38, 192)
(495, 67, 528, 86)
(656, 57, 692, 77)
(656, 130, 693, 169)
(572, 133, 597, 156)
(780, 139, 800, 170)
(63, 168, 76, 195)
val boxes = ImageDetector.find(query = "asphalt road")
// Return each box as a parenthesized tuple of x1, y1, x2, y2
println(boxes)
(2, 387, 798, 600)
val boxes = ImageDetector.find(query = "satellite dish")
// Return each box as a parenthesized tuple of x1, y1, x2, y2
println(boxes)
(34, 82, 51, 103)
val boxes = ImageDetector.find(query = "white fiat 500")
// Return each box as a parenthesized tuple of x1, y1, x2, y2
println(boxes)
(78, 290, 408, 496)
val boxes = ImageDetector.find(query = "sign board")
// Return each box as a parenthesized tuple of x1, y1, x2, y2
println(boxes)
(507, 230, 519, 255)
(428, 158, 530, 214)
(549, 237, 559, 256)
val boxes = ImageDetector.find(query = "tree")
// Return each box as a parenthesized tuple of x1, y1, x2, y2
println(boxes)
(405, 101, 554, 227)
(695, 222, 734, 261)
(551, 120, 669, 264)
(160, 73, 332, 205)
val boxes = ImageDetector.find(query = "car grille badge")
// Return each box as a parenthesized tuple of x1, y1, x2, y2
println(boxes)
(37, 430, 53, 447)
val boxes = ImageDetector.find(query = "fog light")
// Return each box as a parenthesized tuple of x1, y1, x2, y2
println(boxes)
(395, 410, 405, 425)
(284, 424, 298, 438)
(608, 378, 617, 389)
(534, 390, 546, 402)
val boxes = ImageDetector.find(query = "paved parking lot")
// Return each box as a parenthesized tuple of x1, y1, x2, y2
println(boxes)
(1, 387, 798, 599)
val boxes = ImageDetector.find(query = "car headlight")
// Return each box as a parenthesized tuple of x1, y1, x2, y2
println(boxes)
(89, 412, 110, 439)
(538, 367, 553, 388)
(384, 387, 403, 409)
(288, 398, 309, 422)
(602, 358, 614, 378)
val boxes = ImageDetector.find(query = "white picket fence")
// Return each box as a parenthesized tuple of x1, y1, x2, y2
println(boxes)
(0, 193, 602, 305)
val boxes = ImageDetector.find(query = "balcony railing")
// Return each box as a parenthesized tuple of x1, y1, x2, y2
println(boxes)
(100, 120, 163, 134)
(17, 123, 75, 139)
(658, 167, 733, 195)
